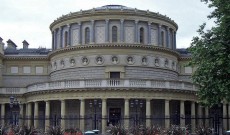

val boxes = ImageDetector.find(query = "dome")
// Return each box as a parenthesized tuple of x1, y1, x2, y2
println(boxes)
(95, 5, 133, 10)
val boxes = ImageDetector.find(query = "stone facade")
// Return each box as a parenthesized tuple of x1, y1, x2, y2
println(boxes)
(0, 5, 229, 134)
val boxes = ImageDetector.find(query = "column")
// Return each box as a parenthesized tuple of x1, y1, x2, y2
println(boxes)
(148, 22, 151, 45)
(197, 104, 202, 126)
(223, 103, 227, 131)
(228, 104, 230, 129)
(19, 104, 24, 126)
(124, 98, 129, 128)
(91, 20, 95, 43)
(101, 99, 107, 134)
(27, 102, 32, 127)
(180, 100, 185, 127)
(80, 99, 85, 131)
(78, 22, 82, 45)
(1, 103, 5, 125)
(174, 31, 177, 49)
(135, 20, 139, 43)
(165, 99, 170, 128)
(45, 101, 50, 132)
(61, 100, 66, 128)
(68, 24, 71, 46)
(166, 27, 169, 48)
(120, 19, 124, 42)
(172, 31, 174, 49)
(52, 31, 54, 49)
(105, 19, 109, 42)
(59, 27, 63, 48)
(146, 99, 151, 127)
(34, 102, 39, 128)
(205, 107, 209, 127)
(191, 101, 196, 133)
(158, 24, 162, 46)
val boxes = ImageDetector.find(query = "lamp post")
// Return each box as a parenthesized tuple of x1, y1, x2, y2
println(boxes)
(89, 99, 101, 130)
(9, 96, 20, 125)
(130, 99, 143, 126)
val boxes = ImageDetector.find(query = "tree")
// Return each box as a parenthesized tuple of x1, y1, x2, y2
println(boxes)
(188, 0, 230, 107)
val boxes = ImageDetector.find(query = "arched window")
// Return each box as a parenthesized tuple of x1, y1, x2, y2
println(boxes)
(64, 31, 68, 47)
(140, 27, 144, 44)
(161, 31, 165, 46)
(85, 27, 90, 44)
(112, 26, 118, 42)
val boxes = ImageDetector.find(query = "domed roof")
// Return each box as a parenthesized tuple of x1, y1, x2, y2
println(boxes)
(95, 5, 133, 10)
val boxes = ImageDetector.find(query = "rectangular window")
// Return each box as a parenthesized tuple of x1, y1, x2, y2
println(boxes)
(36, 66, 43, 74)
(184, 66, 192, 74)
(110, 72, 120, 78)
(23, 66, 31, 74)
(11, 66, 18, 74)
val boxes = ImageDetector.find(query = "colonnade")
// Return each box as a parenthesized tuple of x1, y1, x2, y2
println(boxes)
(52, 19, 177, 50)
(1, 99, 229, 133)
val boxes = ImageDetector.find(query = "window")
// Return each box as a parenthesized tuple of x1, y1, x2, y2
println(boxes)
(36, 66, 44, 74)
(161, 31, 165, 46)
(85, 27, 90, 44)
(185, 66, 192, 74)
(112, 26, 118, 42)
(140, 27, 144, 43)
(64, 31, 68, 47)
(23, 66, 31, 74)
(11, 66, 18, 74)
(110, 72, 120, 78)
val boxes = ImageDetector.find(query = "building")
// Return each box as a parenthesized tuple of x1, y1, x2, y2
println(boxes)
(0, 5, 229, 133)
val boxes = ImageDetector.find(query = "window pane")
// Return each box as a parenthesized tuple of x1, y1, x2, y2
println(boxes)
(140, 28, 144, 43)
(85, 27, 90, 44)
(112, 26, 117, 42)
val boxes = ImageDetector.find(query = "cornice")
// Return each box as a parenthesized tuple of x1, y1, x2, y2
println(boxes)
(48, 43, 181, 59)
(4, 56, 48, 61)
(179, 56, 192, 61)
(50, 9, 178, 31)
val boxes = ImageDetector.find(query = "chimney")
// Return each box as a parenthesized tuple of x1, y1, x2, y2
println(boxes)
(0, 37, 4, 53)
(6, 39, 17, 49)
(22, 40, 29, 49)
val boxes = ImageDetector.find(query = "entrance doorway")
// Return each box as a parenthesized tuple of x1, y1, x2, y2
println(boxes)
(109, 108, 121, 126)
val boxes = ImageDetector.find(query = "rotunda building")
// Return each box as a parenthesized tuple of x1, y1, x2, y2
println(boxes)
(0, 5, 228, 133)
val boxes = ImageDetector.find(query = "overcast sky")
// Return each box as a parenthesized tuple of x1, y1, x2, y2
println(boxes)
(0, 0, 214, 49)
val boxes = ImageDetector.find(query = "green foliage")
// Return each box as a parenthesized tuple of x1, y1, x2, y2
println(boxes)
(188, 0, 230, 107)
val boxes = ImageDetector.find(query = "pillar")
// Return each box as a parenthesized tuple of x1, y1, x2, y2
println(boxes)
(61, 100, 66, 129)
(80, 99, 85, 131)
(166, 27, 169, 48)
(146, 99, 151, 127)
(124, 98, 129, 128)
(45, 101, 50, 132)
(158, 24, 162, 46)
(135, 20, 139, 43)
(68, 24, 71, 46)
(223, 103, 227, 131)
(180, 100, 185, 127)
(120, 19, 124, 42)
(78, 22, 82, 45)
(228, 104, 230, 129)
(59, 27, 63, 48)
(171, 31, 174, 49)
(205, 107, 209, 127)
(34, 102, 39, 128)
(191, 101, 196, 132)
(27, 102, 32, 127)
(1, 103, 5, 125)
(91, 20, 95, 43)
(105, 19, 109, 42)
(174, 31, 177, 49)
(101, 99, 107, 134)
(19, 104, 24, 126)
(148, 22, 151, 45)
(52, 31, 54, 49)
(165, 99, 170, 128)
(197, 104, 202, 126)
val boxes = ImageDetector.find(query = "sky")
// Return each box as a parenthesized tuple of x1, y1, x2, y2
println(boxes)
(0, 0, 214, 49)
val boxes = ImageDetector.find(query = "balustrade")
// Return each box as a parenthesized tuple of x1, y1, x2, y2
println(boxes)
(0, 79, 197, 94)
